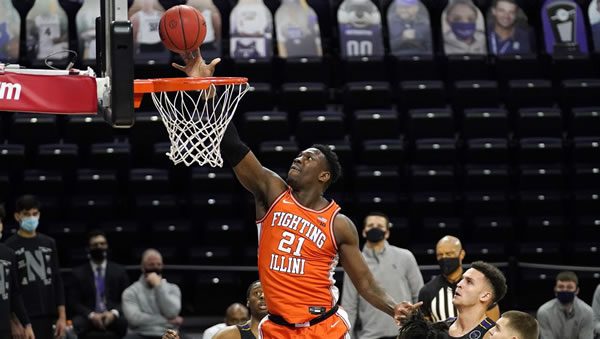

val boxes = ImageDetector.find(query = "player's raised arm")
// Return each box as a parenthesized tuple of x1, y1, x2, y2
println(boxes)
(172, 53, 287, 207)
(334, 214, 422, 322)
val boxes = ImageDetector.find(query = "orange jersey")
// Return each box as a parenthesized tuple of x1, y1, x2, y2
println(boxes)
(257, 189, 341, 324)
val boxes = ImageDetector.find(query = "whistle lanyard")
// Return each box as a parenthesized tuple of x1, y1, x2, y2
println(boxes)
(490, 32, 512, 54)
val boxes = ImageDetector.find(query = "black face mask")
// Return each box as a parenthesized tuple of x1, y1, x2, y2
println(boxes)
(438, 257, 461, 276)
(366, 228, 386, 243)
(89, 248, 107, 261)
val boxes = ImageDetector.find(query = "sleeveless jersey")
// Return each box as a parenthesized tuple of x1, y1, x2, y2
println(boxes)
(444, 317, 495, 339)
(236, 321, 256, 339)
(257, 189, 341, 324)
(135, 10, 161, 44)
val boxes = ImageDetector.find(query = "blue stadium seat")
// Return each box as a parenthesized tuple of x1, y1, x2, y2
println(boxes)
(358, 139, 404, 166)
(280, 83, 328, 114)
(190, 167, 236, 195)
(413, 138, 457, 165)
(64, 116, 114, 144)
(397, 81, 446, 110)
(241, 111, 291, 147)
(561, 79, 600, 109)
(465, 139, 510, 165)
(354, 166, 401, 193)
(258, 140, 299, 170)
(572, 137, 600, 164)
(74, 169, 119, 195)
(518, 165, 564, 190)
(409, 165, 456, 192)
(296, 111, 345, 146)
(9, 114, 59, 146)
(516, 108, 563, 138)
(506, 79, 553, 112)
(452, 80, 500, 110)
(343, 82, 392, 112)
(570, 108, 600, 137)
(518, 138, 563, 164)
(463, 165, 510, 191)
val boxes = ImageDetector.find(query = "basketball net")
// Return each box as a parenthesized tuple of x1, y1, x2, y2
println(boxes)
(150, 82, 249, 167)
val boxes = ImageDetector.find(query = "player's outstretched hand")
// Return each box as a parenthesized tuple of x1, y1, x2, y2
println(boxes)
(172, 49, 221, 78)
(394, 301, 423, 325)
(162, 329, 179, 339)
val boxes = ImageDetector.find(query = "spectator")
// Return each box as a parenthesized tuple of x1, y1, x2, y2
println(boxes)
(213, 280, 268, 339)
(593, 284, 600, 338)
(443, 0, 487, 55)
(0, 203, 34, 339)
(487, 0, 531, 54)
(444, 261, 506, 338)
(418, 236, 500, 322)
(122, 248, 183, 339)
(342, 212, 424, 339)
(70, 229, 129, 338)
(387, 0, 433, 55)
(203, 303, 249, 339)
(490, 310, 539, 339)
(5, 195, 67, 339)
(537, 271, 594, 339)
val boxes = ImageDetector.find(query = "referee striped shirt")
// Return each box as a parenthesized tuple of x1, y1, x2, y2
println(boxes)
(418, 274, 458, 322)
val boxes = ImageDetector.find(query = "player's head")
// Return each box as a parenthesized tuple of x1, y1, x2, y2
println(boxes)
(492, 0, 518, 29)
(397, 311, 451, 338)
(246, 280, 268, 320)
(554, 271, 579, 304)
(286, 144, 342, 193)
(436, 235, 465, 277)
(362, 212, 390, 244)
(490, 311, 539, 339)
(224, 302, 249, 326)
(141, 248, 163, 275)
(14, 194, 41, 233)
(87, 229, 109, 263)
(454, 261, 507, 310)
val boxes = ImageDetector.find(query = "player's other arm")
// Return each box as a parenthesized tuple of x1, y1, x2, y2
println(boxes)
(335, 214, 422, 320)
(172, 55, 286, 206)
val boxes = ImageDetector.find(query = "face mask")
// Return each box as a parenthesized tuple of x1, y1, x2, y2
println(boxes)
(438, 257, 461, 276)
(89, 248, 107, 262)
(450, 22, 476, 40)
(366, 228, 386, 243)
(20, 216, 39, 232)
(556, 291, 575, 304)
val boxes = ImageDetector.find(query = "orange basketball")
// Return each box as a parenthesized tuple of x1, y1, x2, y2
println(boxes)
(159, 5, 206, 53)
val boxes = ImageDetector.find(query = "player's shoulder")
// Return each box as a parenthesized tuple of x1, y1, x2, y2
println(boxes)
(213, 324, 242, 339)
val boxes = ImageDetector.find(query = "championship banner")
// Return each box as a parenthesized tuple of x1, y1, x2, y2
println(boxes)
(0, 71, 97, 114)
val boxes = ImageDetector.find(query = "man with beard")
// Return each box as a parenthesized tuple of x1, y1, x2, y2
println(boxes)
(488, 0, 530, 54)
(418, 236, 500, 322)
(69, 230, 129, 338)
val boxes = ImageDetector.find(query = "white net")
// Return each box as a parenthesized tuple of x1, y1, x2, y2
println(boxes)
(150, 82, 250, 167)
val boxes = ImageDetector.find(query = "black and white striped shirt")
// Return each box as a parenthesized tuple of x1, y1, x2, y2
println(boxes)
(418, 274, 458, 322)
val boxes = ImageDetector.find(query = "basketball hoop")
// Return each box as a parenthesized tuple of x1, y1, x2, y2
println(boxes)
(134, 77, 249, 167)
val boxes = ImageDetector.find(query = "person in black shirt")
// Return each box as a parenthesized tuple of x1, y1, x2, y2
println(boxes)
(418, 236, 500, 322)
(69, 229, 129, 338)
(0, 203, 34, 339)
(444, 261, 506, 339)
(5, 195, 67, 339)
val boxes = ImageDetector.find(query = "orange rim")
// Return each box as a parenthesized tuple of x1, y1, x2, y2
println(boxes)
(133, 76, 248, 108)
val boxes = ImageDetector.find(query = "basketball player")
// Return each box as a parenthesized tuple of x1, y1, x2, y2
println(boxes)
(173, 55, 422, 338)
(444, 261, 506, 339)
(489, 311, 539, 339)
(213, 281, 268, 339)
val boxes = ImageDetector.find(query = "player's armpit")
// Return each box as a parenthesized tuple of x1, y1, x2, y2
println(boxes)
(213, 325, 241, 339)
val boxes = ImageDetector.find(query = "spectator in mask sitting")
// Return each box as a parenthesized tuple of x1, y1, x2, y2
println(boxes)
(443, 0, 487, 55)
(69, 230, 129, 338)
(122, 248, 183, 339)
(537, 271, 594, 339)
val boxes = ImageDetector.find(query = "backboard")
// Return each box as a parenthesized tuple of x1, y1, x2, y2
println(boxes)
(97, 0, 135, 128)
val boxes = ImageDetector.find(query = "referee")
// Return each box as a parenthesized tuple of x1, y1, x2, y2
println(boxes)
(418, 236, 500, 322)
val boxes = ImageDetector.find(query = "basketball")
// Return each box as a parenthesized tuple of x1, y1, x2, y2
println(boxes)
(159, 5, 207, 53)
